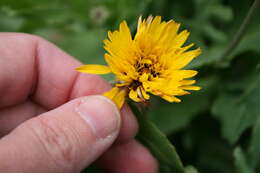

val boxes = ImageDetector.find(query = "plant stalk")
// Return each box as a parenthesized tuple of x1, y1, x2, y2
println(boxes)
(218, 0, 260, 67)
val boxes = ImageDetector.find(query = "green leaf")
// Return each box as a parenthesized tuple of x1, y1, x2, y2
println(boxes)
(234, 147, 252, 173)
(185, 166, 198, 173)
(231, 22, 260, 57)
(81, 164, 103, 173)
(150, 75, 217, 135)
(0, 7, 24, 31)
(129, 102, 186, 173)
(212, 93, 248, 144)
(212, 77, 260, 144)
(179, 0, 234, 68)
(249, 117, 260, 169)
(210, 4, 233, 22)
(35, 28, 107, 65)
(59, 29, 106, 65)
(189, 44, 227, 68)
(203, 24, 227, 43)
(149, 96, 205, 135)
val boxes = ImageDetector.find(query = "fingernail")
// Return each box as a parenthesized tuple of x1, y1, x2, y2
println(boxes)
(76, 95, 120, 139)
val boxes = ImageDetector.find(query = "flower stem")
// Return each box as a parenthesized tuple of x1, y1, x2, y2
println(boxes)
(217, 0, 260, 67)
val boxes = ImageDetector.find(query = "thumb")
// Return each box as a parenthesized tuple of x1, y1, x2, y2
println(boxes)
(0, 95, 121, 173)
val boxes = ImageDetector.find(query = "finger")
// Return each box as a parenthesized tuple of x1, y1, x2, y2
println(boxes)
(0, 102, 138, 143)
(0, 33, 108, 109)
(97, 140, 158, 173)
(0, 95, 120, 173)
(116, 104, 138, 143)
(0, 33, 138, 143)
(0, 33, 37, 108)
(0, 100, 45, 137)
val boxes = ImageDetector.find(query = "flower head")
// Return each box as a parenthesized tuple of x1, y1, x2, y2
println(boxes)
(77, 16, 201, 108)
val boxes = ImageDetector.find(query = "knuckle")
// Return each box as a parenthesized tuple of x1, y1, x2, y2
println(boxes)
(26, 116, 81, 170)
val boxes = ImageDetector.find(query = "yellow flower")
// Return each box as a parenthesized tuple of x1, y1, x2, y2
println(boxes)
(77, 16, 201, 108)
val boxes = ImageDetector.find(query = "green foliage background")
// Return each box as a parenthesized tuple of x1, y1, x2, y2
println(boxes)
(1, 0, 259, 172)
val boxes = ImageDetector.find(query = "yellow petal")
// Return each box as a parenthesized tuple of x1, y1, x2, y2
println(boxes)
(173, 30, 190, 47)
(180, 80, 196, 85)
(161, 95, 181, 103)
(142, 81, 152, 91)
(103, 87, 119, 99)
(115, 82, 130, 87)
(104, 54, 138, 81)
(115, 89, 127, 108)
(180, 85, 201, 91)
(181, 43, 194, 52)
(175, 90, 190, 96)
(119, 21, 132, 41)
(103, 87, 126, 109)
(137, 16, 143, 32)
(139, 73, 149, 82)
(172, 48, 201, 70)
(129, 89, 141, 102)
(175, 70, 198, 79)
(76, 65, 111, 74)
(138, 87, 150, 100)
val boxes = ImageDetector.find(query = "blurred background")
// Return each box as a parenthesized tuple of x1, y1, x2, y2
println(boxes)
(0, 0, 259, 172)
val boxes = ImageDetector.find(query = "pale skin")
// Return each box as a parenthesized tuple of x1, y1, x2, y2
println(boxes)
(0, 33, 158, 173)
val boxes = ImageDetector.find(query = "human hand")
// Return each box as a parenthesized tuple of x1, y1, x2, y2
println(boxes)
(0, 33, 158, 173)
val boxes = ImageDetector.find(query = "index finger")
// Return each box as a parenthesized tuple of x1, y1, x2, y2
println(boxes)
(0, 33, 110, 109)
(0, 33, 138, 143)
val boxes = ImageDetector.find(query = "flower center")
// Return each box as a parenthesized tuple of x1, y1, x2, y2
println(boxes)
(135, 58, 160, 80)
(129, 80, 142, 90)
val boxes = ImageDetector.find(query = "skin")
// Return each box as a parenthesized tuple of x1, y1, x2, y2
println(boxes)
(0, 33, 158, 173)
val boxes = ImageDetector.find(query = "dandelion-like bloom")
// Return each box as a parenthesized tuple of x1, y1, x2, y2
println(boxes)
(77, 16, 201, 108)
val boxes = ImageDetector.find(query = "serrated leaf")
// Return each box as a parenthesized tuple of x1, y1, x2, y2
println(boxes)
(203, 24, 227, 43)
(212, 77, 260, 144)
(249, 117, 260, 169)
(129, 102, 186, 173)
(0, 13, 24, 31)
(42, 29, 107, 65)
(81, 164, 103, 173)
(185, 165, 198, 173)
(210, 4, 233, 21)
(149, 75, 217, 135)
(231, 23, 260, 57)
(234, 147, 253, 173)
